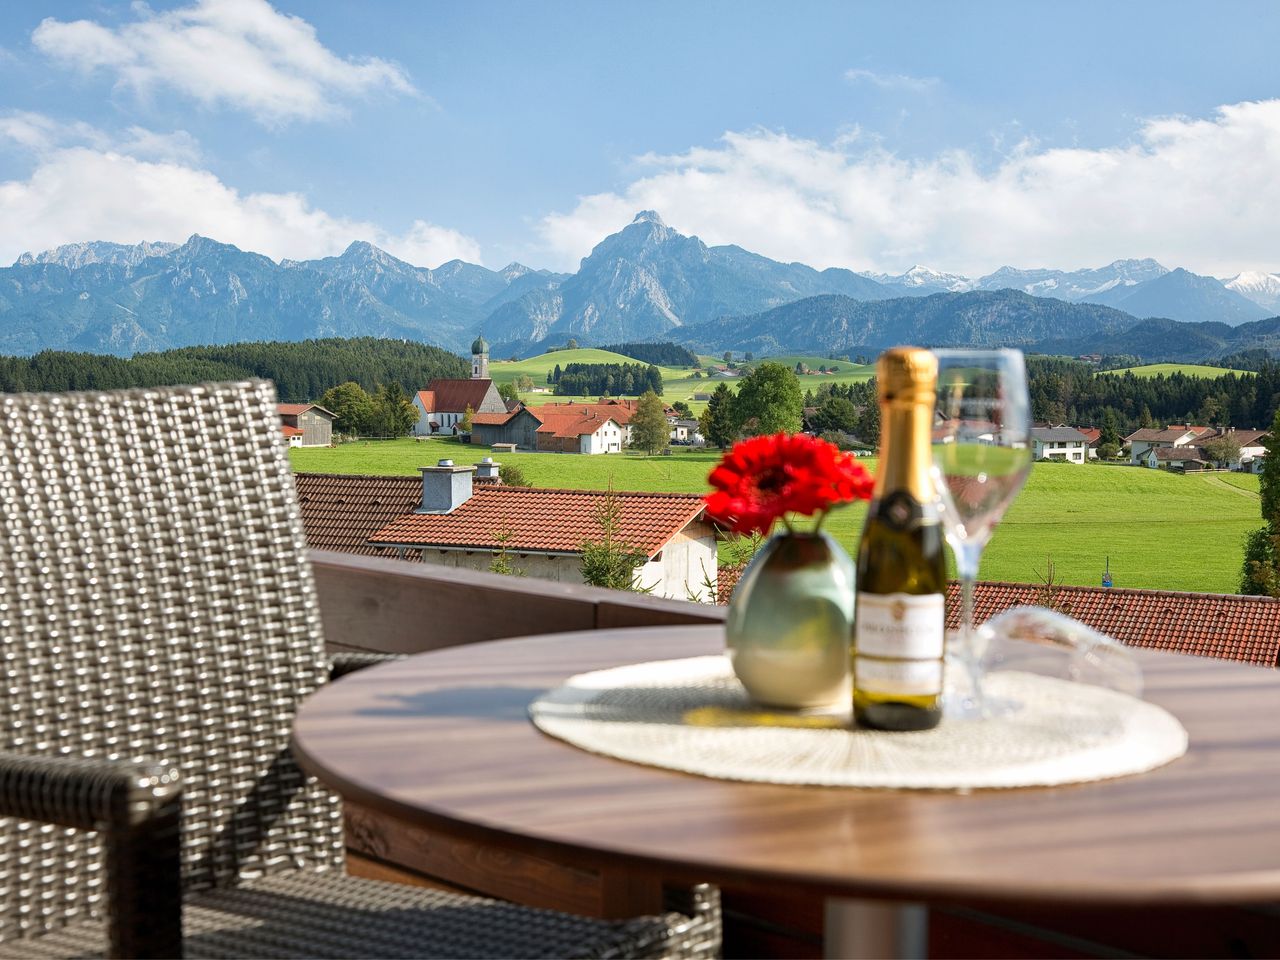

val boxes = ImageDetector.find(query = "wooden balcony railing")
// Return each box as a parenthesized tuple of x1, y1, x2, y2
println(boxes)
(310, 549, 725, 658)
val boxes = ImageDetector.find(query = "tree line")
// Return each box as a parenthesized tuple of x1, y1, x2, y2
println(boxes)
(598, 341, 698, 366)
(551, 362, 663, 396)
(0, 337, 469, 402)
(1026, 357, 1280, 432)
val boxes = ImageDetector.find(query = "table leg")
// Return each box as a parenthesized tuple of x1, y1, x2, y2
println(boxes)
(824, 898, 928, 959)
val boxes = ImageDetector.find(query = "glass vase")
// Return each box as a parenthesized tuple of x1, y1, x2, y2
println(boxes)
(725, 530, 855, 709)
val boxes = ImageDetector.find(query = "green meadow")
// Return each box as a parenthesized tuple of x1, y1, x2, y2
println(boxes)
(291, 439, 1261, 595)
(1099, 363, 1250, 378)
(486, 348, 875, 413)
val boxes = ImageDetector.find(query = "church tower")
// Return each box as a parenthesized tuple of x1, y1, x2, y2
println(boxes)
(471, 334, 489, 379)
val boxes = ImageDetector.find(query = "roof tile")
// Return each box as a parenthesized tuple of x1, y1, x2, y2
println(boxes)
(369, 485, 705, 556)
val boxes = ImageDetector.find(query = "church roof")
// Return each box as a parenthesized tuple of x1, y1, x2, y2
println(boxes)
(417, 379, 495, 414)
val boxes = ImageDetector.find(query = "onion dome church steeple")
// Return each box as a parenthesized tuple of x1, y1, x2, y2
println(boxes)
(470, 333, 489, 379)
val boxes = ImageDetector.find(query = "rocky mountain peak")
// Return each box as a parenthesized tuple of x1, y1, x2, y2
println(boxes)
(632, 210, 665, 226)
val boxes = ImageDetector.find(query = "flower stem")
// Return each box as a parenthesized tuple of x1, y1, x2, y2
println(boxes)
(781, 515, 795, 535)
(812, 511, 827, 534)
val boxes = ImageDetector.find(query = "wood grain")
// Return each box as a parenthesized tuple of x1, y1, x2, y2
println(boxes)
(292, 624, 1280, 908)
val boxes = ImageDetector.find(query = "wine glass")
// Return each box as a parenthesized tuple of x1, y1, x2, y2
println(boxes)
(930, 349, 1033, 718)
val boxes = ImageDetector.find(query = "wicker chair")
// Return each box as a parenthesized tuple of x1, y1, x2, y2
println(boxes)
(0, 380, 720, 959)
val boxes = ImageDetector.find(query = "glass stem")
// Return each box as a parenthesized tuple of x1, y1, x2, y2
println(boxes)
(954, 543, 986, 716)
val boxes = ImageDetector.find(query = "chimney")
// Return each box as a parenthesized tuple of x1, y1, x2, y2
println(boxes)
(417, 459, 475, 514)
(476, 457, 502, 482)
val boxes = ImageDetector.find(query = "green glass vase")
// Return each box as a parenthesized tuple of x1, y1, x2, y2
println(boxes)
(725, 530, 855, 709)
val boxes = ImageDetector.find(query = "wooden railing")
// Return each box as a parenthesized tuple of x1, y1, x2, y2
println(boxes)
(310, 549, 724, 657)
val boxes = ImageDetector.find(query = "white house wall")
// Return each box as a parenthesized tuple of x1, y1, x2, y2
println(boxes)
(408, 528, 719, 601)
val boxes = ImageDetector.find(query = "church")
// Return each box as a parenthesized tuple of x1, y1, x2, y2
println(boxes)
(411, 335, 507, 436)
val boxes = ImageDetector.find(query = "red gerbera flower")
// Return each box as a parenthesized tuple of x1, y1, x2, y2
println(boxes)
(703, 433, 874, 536)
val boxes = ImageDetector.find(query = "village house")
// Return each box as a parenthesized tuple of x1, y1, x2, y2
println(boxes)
(294, 464, 718, 601)
(1076, 427, 1102, 459)
(465, 398, 670, 454)
(1031, 425, 1090, 463)
(277, 403, 335, 447)
(1124, 424, 1214, 464)
(670, 418, 704, 444)
(412, 335, 506, 435)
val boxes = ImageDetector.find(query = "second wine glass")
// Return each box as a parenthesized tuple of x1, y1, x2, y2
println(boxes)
(930, 349, 1033, 717)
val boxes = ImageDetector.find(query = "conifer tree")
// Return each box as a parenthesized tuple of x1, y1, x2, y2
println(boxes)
(699, 382, 737, 449)
(629, 389, 670, 455)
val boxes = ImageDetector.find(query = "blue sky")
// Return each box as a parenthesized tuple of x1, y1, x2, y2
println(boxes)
(2, 1, 1279, 276)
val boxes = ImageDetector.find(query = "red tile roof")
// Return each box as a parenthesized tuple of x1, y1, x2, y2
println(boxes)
(471, 411, 517, 426)
(1153, 446, 1207, 461)
(278, 402, 335, 418)
(369, 485, 706, 557)
(281, 425, 303, 437)
(293, 473, 424, 559)
(534, 400, 641, 425)
(416, 379, 495, 413)
(713, 569, 1280, 667)
(1077, 427, 1102, 444)
(535, 411, 622, 438)
(956, 581, 1280, 667)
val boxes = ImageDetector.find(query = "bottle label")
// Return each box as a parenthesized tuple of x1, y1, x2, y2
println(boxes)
(854, 656, 944, 695)
(854, 592, 945, 659)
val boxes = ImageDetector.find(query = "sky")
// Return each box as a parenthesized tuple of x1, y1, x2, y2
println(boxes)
(1, 0, 1279, 277)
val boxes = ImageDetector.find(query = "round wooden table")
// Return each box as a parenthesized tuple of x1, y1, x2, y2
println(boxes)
(292, 625, 1280, 958)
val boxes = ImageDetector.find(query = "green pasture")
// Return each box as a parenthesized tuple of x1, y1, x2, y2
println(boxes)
(292, 439, 1262, 595)
(491, 349, 874, 413)
(1099, 363, 1250, 379)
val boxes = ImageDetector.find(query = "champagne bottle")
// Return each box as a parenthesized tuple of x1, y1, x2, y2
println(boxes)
(853, 347, 946, 731)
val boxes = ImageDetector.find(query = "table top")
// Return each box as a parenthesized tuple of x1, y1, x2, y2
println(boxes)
(292, 625, 1280, 907)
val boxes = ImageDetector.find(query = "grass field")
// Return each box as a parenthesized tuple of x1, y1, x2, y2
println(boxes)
(488, 348, 876, 413)
(1099, 363, 1250, 378)
(291, 439, 1262, 595)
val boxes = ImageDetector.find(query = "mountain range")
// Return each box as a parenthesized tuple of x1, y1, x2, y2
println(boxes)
(3, 212, 1278, 360)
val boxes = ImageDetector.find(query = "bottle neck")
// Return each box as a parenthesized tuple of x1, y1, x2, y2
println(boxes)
(874, 401, 935, 502)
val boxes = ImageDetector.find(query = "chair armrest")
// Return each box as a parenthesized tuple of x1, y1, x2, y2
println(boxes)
(329, 651, 405, 681)
(0, 751, 182, 959)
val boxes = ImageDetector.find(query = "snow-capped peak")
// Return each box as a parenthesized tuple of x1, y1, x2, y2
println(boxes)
(1224, 270, 1280, 309)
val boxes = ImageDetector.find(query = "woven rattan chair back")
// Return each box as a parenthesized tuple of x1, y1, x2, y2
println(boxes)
(0, 381, 343, 941)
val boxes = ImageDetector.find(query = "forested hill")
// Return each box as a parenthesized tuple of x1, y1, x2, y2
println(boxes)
(0, 338, 468, 401)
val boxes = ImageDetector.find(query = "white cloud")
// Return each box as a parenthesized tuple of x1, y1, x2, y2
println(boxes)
(32, 0, 415, 125)
(0, 111, 203, 164)
(539, 99, 1280, 277)
(843, 68, 939, 92)
(0, 146, 481, 268)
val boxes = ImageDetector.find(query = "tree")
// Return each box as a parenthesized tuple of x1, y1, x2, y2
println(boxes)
(1201, 433, 1241, 468)
(566, 338, 579, 350)
(629, 389, 670, 455)
(723, 351, 732, 364)
(699, 382, 738, 448)
(1099, 408, 1122, 448)
(497, 381, 520, 406)
(1139, 404, 1155, 429)
(1096, 441, 1120, 461)
(1241, 409, 1280, 595)
(489, 528, 524, 577)
(810, 396, 859, 433)
(744, 351, 754, 362)
(319, 381, 374, 435)
(514, 373, 535, 392)
(670, 400, 692, 418)
(733, 362, 803, 436)
(460, 403, 475, 433)
(857, 379, 881, 447)
(579, 485, 648, 591)
(498, 463, 531, 487)
(367, 382, 416, 437)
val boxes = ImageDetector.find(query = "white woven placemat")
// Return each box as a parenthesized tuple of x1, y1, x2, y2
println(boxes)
(528, 656, 1188, 790)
